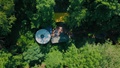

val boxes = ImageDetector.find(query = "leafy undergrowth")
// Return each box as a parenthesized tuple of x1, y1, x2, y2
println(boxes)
(1, 41, 120, 68)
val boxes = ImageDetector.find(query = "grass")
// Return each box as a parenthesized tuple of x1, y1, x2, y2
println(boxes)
(54, 13, 68, 22)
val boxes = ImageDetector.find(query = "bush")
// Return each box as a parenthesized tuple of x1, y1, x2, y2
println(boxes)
(0, 50, 11, 68)
(44, 46, 63, 68)
(66, 0, 120, 44)
(23, 43, 44, 67)
(6, 54, 24, 68)
(100, 42, 120, 68)
(0, 0, 16, 36)
(62, 42, 120, 68)
(63, 43, 80, 68)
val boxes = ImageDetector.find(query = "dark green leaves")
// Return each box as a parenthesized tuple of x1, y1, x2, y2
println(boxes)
(23, 44, 44, 63)
(31, 0, 55, 28)
(0, 0, 16, 36)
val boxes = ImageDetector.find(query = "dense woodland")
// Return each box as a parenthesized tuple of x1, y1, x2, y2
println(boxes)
(0, 0, 120, 68)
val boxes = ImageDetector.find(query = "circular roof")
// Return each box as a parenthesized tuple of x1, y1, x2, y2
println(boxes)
(35, 29, 51, 44)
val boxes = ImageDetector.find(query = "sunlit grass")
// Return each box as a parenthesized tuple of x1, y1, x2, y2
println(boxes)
(54, 13, 68, 22)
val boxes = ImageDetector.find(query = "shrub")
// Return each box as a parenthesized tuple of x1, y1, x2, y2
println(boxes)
(23, 44, 44, 67)
(44, 46, 63, 68)
(0, 50, 11, 68)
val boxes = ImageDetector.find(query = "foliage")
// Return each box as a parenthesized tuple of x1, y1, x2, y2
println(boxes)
(67, 0, 120, 28)
(79, 43, 102, 68)
(23, 44, 44, 65)
(0, 0, 16, 36)
(44, 46, 63, 68)
(31, 64, 41, 68)
(31, 0, 55, 28)
(63, 43, 80, 68)
(100, 42, 120, 68)
(0, 50, 11, 68)
(6, 54, 24, 68)
(44, 42, 120, 68)
(8, 0, 36, 46)
(67, 0, 120, 43)
(62, 43, 102, 68)
(12, 0, 56, 47)
(1, 0, 120, 68)
(54, 0, 69, 12)
(16, 31, 35, 50)
(1, 41, 120, 68)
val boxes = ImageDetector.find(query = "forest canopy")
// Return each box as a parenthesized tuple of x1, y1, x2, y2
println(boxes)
(0, 0, 120, 68)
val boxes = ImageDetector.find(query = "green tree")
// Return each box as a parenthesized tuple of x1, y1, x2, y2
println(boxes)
(0, 0, 16, 36)
(44, 46, 63, 68)
(8, 0, 36, 46)
(6, 54, 24, 68)
(66, 0, 120, 43)
(0, 50, 12, 68)
(100, 42, 120, 68)
(31, 0, 55, 28)
(62, 42, 120, 68)
(78, 43, 102, 68)
(10, 0, 55, 46)
(23, 43, 44, 66)
(8, 0, 55, 53)
(63, 43, 80, 68)
(63, 43, 102, 68)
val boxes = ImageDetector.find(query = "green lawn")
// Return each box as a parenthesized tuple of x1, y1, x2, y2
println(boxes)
(54, 13, 68, 22)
